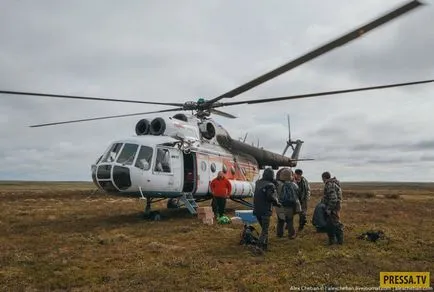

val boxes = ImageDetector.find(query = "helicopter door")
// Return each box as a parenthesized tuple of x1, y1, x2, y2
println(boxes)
(152, 147, 182, 192)
(195, 153, 211, 195)
(182, 152, 196, 193)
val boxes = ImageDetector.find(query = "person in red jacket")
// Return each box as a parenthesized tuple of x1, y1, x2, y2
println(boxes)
(210, 171, 232, 217)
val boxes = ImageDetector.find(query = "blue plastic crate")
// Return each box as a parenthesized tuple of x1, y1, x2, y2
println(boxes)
(235, 210, 257, 224)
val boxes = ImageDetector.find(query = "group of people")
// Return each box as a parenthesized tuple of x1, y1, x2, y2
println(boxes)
(209, 167, 344, 252)
(253, 168, 344, 252)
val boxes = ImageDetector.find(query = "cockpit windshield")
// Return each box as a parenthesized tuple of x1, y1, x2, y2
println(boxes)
(100, 143, 153, 170)
(116, 143, 139, 165)
(102, 143, 123, 163)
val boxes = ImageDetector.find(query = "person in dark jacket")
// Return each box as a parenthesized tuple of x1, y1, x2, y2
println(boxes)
(253, 168, 281, 251)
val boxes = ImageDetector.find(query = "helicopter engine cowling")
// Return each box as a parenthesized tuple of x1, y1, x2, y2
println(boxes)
(198, 121, 216, 140)
(140, 116, 201, 140)
(150, 117, 166, 135)
(135, 119, 151, 135)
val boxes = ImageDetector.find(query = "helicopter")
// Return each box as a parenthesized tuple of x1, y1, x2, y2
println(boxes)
(1, 0, 433, 218)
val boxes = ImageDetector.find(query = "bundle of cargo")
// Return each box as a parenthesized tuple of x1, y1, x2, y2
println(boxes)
(235, 210, 257, 224)
(197, 206, 214, 225)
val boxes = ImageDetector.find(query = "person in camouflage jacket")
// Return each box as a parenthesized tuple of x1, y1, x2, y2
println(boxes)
(294, 169, 310, 231)
(321, 171, 344, 245)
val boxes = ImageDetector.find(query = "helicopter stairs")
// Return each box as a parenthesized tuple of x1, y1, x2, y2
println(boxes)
(179, 193, 198, 215)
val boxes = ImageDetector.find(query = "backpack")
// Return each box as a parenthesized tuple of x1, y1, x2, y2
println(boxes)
(312, 202, 327, 232)
(239, 224, 259, 246)
(278, 182, 298, 207)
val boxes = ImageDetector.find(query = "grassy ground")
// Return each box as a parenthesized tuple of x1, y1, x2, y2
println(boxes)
(0, 181, 433, 291)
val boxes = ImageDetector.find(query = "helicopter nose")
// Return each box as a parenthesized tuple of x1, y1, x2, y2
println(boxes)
(94, 164, 132, 192)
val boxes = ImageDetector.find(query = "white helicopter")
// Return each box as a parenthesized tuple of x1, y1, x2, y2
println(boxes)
(1, 0, 434, 218)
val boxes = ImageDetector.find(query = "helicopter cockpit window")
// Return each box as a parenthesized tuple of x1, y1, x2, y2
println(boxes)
(154, 148, 171, 173)
(135, 146, 153, 171)
(116, 143, 139, 165)
(102, 143, 123, 163)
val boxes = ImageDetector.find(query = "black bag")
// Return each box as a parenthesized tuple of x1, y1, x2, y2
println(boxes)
(312, 202, 328, 232)
(240, 224, 259, 246)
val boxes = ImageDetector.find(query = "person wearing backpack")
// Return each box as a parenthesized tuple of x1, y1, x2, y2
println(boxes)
(321, 171, 344, 245)
(253, 168, 281, 251)
(275, 168, 300, 239)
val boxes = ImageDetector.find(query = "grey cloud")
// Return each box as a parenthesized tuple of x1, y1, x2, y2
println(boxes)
(310, 1, 434, 84)
(420, 154, 434, 161)
(350, 140, 434, 152)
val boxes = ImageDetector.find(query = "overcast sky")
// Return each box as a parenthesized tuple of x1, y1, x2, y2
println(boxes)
(1, 0, 434, 182)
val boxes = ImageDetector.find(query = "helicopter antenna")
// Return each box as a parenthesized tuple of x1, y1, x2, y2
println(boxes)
(239, 132, 248, 142)
(288, 114, 292, 145)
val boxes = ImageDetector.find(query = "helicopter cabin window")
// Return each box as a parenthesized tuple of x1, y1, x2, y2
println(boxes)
(201, 161, 207, 172)
(154, 148, 171, 173)
(116, 143, 139, 165)
(135, 146, 153, 170)
(102, 143, 123, 163)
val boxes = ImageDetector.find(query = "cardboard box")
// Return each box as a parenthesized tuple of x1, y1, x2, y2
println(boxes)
(198, 212, 214, 220)
(202, 217, 214, 225)
(197, 206, 213, 214)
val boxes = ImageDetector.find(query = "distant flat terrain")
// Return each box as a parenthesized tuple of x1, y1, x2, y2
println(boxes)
(0, 181, 433, 290)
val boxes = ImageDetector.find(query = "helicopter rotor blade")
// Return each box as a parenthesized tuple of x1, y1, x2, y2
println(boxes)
(29, 107, 184, 128)
(210, 109, 237, 119)
(206, 0, 423, 105)
(0, 90, 184, 107)
(216, 79, 434, 107)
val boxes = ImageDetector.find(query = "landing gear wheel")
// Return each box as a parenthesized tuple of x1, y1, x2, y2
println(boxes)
(144, 210, 161, 221)
(167, 198, 179, 209)
(151, 211, 161, 221)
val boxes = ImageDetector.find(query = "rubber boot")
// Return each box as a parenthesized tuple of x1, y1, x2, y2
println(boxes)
(327, 226, 336, 245)
(336, 225, 344, 245)
(298, 214, 307, 231)
(288, 222, 297, 239)
(276, 219, 285, 238)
